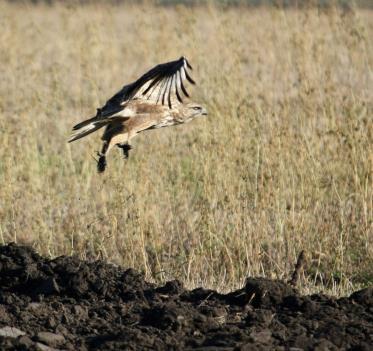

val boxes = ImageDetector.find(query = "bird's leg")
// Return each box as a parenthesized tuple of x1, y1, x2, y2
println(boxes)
(97, 141, 109, 173)
(117, 143, 133, 159)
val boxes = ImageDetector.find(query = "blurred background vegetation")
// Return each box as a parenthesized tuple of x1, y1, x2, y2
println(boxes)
(4, 0, 373, 7)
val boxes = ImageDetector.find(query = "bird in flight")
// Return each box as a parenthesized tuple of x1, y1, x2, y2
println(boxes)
(69, 56, 207, 173)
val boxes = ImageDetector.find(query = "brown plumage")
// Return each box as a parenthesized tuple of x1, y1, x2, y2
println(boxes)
(69, 56, 207, 173)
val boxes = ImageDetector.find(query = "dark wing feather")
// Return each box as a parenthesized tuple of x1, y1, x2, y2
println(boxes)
(97, 56, 195, 118)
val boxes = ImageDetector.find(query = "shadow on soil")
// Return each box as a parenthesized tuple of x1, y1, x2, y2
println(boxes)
(0, 243, 371, 350)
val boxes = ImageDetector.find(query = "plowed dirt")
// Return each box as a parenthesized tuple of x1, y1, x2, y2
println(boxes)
(0, 243, 371, 350)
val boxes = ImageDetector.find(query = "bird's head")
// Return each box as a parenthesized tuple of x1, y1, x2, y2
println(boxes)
(182, 102, 208, 119)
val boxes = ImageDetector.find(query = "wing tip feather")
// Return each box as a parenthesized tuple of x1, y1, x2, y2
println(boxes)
(181, 56, 193, 70)
(126, 56, 196, 109)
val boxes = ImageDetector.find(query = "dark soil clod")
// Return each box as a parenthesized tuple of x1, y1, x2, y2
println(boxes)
(0, 243, 372, 350)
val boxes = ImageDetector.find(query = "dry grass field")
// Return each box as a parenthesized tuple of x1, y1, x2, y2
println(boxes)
(0, 1, 372, 296)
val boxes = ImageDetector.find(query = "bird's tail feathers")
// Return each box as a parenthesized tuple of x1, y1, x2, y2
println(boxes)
(72, 116, 98, 130)
(68, 119, 108, 143)
(69, 115, 130, 143)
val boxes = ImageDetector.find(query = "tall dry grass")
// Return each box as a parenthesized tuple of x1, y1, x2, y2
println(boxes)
(0, 1, 372, 295)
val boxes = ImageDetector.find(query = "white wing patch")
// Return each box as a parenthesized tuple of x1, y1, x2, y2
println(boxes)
(132, 56, 195, 109)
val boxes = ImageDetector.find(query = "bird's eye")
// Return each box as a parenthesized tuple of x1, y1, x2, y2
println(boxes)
(193, 106, 201, 110)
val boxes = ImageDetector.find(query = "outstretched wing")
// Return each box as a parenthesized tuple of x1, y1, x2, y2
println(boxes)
(97, 56, 195, 118)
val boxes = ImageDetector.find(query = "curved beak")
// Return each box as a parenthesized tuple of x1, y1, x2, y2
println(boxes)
(201, 107, 208, 116)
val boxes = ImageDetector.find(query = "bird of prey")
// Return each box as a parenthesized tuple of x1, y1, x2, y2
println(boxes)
(69, 56, 207, 173)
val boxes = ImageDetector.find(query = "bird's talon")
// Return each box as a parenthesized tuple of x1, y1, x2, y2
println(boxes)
(97, 154, 107, 173)
(118, 144, 132, 159)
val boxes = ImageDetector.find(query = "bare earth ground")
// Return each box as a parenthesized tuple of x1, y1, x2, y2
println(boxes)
(0, 243, 372, 350)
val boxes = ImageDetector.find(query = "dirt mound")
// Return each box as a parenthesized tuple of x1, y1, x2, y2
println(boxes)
(0, 243, 371, 350)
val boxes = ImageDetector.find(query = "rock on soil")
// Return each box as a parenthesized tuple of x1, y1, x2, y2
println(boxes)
(0, 243, 372, 350)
